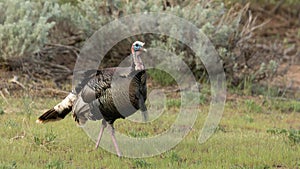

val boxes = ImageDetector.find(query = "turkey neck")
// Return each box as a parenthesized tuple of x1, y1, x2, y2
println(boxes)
(131, 50, 144, 71)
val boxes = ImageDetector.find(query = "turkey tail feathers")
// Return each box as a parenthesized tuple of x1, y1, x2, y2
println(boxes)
(36, 93, 77, 124)
(36, 107, 72, 123)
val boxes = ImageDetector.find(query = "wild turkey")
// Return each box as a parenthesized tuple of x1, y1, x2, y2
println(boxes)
(36, 41, 148, 157)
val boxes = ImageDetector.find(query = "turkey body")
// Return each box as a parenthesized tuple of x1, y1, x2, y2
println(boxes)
(73, 67, 147, 125)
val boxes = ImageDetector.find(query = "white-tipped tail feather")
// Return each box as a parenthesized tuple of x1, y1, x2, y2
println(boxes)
(36, 93, 77, 123)
(54, 93, 77, 112)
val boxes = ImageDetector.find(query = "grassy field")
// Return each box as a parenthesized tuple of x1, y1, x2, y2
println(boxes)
(0, 92, 300, 169)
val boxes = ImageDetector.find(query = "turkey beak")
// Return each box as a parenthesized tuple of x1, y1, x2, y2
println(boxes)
(141, 47, 147, 52)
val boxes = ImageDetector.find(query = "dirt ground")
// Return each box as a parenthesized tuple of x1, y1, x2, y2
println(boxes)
(273, 64, 300, 92)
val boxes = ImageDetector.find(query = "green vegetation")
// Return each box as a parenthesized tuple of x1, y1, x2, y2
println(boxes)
(224, 0, 300, 6)
(244, 99, 263, 114)
(267, 128, 300, 145)
(148, 69, 176, 86)
(0, 0, 57, 59)
(270, 100, 300, 113)
(0, 94, 299, 169)
(0, 107, 4, 115)
(0, 0, 299, 168)
(0, 0, 282, 85)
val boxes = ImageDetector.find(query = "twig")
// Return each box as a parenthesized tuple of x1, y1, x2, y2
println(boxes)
(10, 131, 26, 141)
(45, 43, 80, 59)
(32, 59, 71, 73)
(42, 88, 69, 95)
(280, 80, 293, 98)
(45, 43, 80, 51)
(3, 88, 10, 95)
(0, 91, 8, 104)
(9, 75, 26, 89)
(271, 0, 284, 14)
(10, 135, 25, 141)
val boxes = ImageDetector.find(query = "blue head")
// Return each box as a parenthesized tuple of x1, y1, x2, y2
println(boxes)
(131, 41, 147, 53)
(131, 41, 147, 71)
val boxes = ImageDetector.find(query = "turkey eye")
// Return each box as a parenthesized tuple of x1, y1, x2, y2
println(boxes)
(135, 44, 139, 47)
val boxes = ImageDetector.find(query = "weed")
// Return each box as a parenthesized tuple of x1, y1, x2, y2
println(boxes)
(199, 93, 209, 105)
(45, 160, 64, 169)
(4, 119, 18, 128)
(169, 151, 182, 163)
(296, 161, 300, 168)
(251, 84, 280, 97)
(243, 115, 254, 123)
(33, 135, 42, 146)
(133, 159, 151, 168)
(215, 125, 227, 133)
(0, 161, 17, 169)
(267, 128, 300, 144)
(0, 108, 4, 115)
(287, 129, 300, 144)
(21, 97, 34, 115)
(45, 129, 57, 142)
(128, 131, 149, 138)
(33, 129, 57, 146)
(245, 99, 262, 113)
(240, 76, 254, 95)
(270, 100, 300, 113)
(166, 99, 181, 108)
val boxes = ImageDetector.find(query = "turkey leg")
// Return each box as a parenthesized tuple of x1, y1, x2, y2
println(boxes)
(95, 120, 107, 149)
(108, 123, 122, 157)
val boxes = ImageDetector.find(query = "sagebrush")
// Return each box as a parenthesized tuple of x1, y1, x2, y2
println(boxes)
(0, 0, 281, 85)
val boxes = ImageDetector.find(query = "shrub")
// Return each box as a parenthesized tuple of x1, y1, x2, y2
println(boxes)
(56, 0, 110, 36)
(0, 0, 58, 59)
(0, 0, 280, 86)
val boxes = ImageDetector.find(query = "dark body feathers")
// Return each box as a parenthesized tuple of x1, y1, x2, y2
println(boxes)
(72, 67, 147, 125)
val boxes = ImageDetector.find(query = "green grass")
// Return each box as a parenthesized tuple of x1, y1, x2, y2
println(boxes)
(267, 128, 300, 145)
(0, 95, 300, 169)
